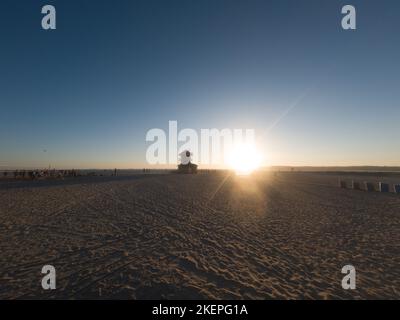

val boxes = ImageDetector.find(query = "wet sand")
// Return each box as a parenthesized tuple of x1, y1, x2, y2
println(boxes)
(0, 172, 399, 299)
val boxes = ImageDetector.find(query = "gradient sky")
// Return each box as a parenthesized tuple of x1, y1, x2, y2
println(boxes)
(1, 0, 399, 169)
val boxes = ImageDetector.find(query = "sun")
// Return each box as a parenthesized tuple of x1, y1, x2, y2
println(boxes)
(227, 142, 262, 175)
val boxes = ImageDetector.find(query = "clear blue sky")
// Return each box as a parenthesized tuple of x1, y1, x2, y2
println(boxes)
(1, 0, 399, 168)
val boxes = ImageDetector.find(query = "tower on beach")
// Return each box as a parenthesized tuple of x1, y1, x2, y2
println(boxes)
(177, 150, 198, 174)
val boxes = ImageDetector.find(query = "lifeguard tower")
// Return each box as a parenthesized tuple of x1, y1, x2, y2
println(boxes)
(177, 150, 198, 174)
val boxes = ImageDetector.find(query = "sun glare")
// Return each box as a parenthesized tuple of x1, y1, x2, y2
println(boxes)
(227, 143, 262, 175)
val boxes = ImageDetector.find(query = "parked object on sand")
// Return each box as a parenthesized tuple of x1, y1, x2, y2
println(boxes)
(379, 182, 390, 193)
(364, 182, 375, 192)
(352, 181, 362, 190)
(339, 179, 347, 188)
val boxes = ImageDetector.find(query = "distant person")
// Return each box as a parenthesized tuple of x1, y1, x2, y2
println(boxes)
(114, 168, 117, 176)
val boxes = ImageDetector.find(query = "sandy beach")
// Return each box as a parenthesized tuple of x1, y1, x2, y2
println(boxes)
(0, 172, 399, 299)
